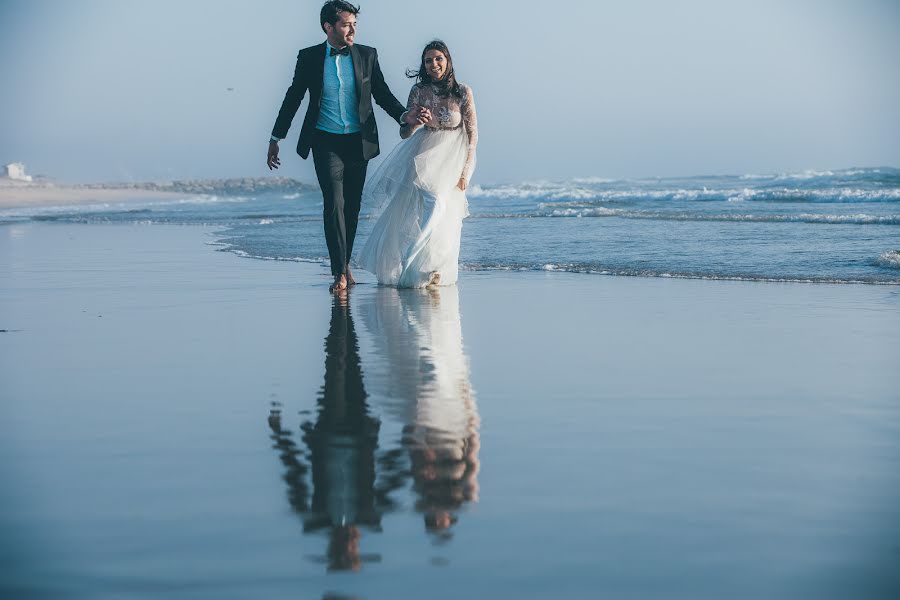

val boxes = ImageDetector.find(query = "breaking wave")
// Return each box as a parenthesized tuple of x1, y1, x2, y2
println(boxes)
(529, 207, 900, 224)
(875, 250, 900, 269)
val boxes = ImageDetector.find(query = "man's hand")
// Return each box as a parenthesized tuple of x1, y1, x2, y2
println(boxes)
(416, 107, 431, 124)
(403, 106, 420, 126)
(457, 177, 467, 191)
(267, 141, 281, 170)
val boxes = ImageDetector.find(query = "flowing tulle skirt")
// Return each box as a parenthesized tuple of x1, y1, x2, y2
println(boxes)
(356, 126, 471, 288)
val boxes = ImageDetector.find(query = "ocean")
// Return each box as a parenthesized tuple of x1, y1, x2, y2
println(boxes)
(2, 167, 898, 284)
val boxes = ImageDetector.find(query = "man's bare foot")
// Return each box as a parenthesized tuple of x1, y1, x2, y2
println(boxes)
(329, 274, 348, 293)
(346, 267, 357, 286)
(428, 272, 441, 286)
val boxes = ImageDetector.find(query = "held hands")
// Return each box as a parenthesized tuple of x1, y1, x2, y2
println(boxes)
(404, 104, 432, 126)
(267, 141, 281, 170)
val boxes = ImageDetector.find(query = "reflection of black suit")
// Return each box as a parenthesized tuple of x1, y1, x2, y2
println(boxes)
(268, 296, 405, 571)
(302, 296, 380, 533)
(271, 42, 406, 276)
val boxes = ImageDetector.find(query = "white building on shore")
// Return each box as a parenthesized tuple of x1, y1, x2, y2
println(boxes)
(3, 162, 33, 182)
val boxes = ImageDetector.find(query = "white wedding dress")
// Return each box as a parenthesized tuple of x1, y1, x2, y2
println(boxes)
(357, 82, 478, 288)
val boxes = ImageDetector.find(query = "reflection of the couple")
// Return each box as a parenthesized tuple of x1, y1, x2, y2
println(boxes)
(268, 286, 479, 572)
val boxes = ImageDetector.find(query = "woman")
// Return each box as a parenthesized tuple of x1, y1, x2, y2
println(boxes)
(357, 40, 478, 288)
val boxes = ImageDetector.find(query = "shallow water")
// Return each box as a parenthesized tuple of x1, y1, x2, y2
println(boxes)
(1, 224, 899, 599)
(2, 167, 899, 283)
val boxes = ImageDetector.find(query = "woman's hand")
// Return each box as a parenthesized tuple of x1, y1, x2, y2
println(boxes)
(457, 177, 467, 191)
(403, 105, 432, 126)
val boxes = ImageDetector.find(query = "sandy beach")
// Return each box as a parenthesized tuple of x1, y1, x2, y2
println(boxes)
(0, 182, 193, 209)
(1, 222, 898, 599)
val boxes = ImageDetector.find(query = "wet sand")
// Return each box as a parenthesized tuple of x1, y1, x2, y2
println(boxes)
(1, 223, 898, 599)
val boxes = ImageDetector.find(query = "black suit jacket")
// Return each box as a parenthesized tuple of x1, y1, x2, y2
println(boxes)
(272, 42, 406, 161)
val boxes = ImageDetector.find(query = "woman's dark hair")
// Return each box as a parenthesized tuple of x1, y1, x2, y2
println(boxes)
(406, 40, 462, 98)
(320, 0, 360, 33)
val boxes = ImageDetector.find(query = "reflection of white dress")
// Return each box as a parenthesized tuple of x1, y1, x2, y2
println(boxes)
(360, 287, 478, 440)
(357, 83, 478, 288)
(359, 287, 481, 513)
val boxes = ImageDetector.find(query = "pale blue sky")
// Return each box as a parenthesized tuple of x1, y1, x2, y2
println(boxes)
(1, 0, 899, 184)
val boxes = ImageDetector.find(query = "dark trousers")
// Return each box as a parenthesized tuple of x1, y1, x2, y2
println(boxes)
(312, 130, 368, 277)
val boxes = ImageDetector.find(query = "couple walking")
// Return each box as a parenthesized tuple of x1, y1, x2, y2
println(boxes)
(267, 1, 478, 292)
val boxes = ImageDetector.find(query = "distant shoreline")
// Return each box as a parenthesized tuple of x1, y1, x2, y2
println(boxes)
(0, 177, 317, 209)
(0, 184, 191, 209)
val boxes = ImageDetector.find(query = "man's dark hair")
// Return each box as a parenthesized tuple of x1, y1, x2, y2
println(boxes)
(320, 1, 360, 33)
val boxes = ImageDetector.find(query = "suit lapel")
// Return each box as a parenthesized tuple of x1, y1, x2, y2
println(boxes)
(314, 42, 326, 86)
(349, 44, 363, 103)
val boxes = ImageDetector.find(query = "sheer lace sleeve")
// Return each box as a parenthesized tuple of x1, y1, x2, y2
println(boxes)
(460, 85, 478, 182)
(400, 84, 420, 139)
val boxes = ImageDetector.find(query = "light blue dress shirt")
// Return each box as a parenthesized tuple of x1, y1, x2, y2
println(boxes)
(316, 42, 361, 134)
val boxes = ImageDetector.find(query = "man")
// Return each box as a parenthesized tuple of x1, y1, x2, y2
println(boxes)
(267, 1, 423, 292)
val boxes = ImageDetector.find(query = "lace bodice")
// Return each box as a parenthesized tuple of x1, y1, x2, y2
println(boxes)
(402, 83, 478, 182)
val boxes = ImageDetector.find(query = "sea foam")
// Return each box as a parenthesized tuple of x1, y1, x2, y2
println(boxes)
(876, 250, 900, 269)
(538, 208, 900, 224)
